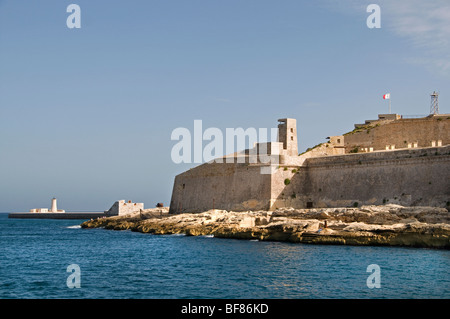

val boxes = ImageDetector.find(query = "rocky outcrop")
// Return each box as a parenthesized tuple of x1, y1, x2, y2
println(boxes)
(81, 205, 450, 249)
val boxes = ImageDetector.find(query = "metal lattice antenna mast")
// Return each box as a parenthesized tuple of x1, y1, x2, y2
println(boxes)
(430, 91, 439, 114)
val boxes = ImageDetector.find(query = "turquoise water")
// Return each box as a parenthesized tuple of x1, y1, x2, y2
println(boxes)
(0, 213, 449, 299)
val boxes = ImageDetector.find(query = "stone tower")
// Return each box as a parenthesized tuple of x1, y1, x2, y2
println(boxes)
(277, 118, 298, 156)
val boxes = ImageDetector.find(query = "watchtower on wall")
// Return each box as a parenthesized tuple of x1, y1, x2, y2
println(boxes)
(278, 118, 298, 156)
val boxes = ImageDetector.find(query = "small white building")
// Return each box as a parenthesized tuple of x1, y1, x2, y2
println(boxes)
(104, 200, 144, 216)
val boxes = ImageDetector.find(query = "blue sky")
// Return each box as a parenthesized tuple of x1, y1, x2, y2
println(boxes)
(0, 0, 449, 212)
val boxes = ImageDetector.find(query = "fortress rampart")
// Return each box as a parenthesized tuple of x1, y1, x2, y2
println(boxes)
(345, 114, 449, 152)
(169, 115, 450, 213)
(271, 145, 450, 209)
(170, 163, 271, 213)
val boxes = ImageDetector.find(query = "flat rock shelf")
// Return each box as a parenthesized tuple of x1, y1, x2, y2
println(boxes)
(81, 205, 450, 249)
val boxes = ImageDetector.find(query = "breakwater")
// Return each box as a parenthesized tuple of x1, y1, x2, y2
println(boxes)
(9, 212, 107, 220)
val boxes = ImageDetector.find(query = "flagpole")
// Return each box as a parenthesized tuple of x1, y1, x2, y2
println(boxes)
(383, 93, 391, 113)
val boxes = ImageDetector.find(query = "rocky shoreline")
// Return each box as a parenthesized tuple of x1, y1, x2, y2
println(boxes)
(80, 205, 450, 249)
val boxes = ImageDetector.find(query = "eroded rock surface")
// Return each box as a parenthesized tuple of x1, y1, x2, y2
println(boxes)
(81, 205, 450, 248)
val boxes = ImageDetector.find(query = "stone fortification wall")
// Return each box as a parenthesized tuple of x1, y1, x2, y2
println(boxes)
(344, 115, 449, 153)
(272, 145, 450, 209)
(169, 162, 272, 213)
(168, 116, 450, 214)
(169, 146, 450, 213)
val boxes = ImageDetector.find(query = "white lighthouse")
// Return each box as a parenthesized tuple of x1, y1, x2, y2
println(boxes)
(51, 197, 58, 213)
(29, 198, 65, 213)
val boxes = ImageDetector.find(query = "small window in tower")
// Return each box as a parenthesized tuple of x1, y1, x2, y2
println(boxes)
(291, 136, 293, 141)
(182, 184, 185, 189)
(290, 128, 293, 133)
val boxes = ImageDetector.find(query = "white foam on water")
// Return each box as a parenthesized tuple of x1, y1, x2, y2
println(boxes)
(66, 225, 81, 229)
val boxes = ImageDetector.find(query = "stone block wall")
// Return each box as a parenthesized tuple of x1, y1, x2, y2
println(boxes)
(169, 162, 272, 213)
(344, 115, 449, 153)
(272, 145, 450, 209)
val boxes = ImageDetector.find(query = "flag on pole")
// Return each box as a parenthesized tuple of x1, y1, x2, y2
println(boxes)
(383, 93, 391, 113)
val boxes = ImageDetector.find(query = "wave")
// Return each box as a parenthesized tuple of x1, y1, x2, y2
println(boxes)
(66, 225, 81, 229)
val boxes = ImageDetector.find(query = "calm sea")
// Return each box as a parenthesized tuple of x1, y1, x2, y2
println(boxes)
(0, 213, 448, 299)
